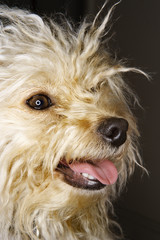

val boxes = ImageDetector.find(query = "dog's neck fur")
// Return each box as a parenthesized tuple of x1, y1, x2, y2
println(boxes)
(0, 194, 115, 240)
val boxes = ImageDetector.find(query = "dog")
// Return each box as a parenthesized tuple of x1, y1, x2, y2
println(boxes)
(0, 3, 147, 240)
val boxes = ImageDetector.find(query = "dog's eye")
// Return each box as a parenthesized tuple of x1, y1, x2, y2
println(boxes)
(90, 87, 97, 93)
(26, 94, 53, 110)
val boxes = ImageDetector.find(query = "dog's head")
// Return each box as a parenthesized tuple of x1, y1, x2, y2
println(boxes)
(0, 5, 145, 239)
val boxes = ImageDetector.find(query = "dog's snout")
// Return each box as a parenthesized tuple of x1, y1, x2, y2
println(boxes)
(98, 117, 129, 147)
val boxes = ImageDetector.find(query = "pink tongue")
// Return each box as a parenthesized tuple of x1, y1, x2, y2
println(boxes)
(69, 159, 118, 185)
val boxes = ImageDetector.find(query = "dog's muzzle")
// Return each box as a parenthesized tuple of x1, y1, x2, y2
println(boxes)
(56, 117, 128, 191)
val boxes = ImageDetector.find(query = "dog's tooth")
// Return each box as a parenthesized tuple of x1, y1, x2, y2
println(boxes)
(82, 173, 96, 180)
(82, 173, 88, 178)
(88, 175, 96, 180)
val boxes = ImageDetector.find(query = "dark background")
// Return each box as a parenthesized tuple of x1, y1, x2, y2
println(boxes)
(1, 0, 159, 239)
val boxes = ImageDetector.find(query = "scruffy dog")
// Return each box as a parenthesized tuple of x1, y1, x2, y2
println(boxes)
(0, 3, 146, 240)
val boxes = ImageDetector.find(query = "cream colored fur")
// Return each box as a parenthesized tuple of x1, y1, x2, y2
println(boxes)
(0, 4, 147, 240)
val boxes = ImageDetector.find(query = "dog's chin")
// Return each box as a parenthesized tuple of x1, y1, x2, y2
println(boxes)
(56, 161, 106, 190)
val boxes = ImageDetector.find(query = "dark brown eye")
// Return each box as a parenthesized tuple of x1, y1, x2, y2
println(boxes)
(90, 87, 97, 93)
(26, 94, 53, 110)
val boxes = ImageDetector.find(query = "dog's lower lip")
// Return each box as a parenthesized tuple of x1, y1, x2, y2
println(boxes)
(56, 161, 106, 190)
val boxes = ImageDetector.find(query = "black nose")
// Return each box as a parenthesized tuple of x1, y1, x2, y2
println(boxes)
(98, 117, 129, 147)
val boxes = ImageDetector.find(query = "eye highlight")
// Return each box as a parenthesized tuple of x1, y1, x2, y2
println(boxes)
(26, 94, 53, 110)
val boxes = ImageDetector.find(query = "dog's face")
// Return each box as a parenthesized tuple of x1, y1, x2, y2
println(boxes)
(0, 41, 136, 192)
(21, 57, 130, 191)
(0, 7, 141, 238)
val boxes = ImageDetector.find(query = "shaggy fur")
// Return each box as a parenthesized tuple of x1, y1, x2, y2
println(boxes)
(0, 4, 147, 240)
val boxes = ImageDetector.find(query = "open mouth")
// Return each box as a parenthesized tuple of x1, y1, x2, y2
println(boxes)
(56, 158, 118, 191)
